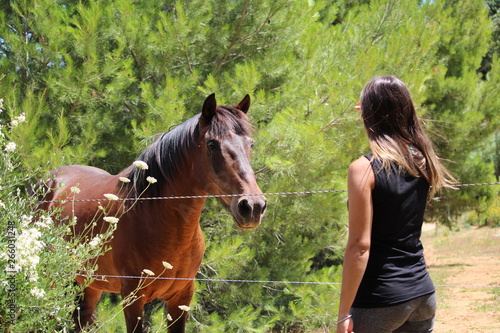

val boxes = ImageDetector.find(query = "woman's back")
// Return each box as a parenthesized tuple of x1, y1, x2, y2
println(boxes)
(352, 155, 434, 308)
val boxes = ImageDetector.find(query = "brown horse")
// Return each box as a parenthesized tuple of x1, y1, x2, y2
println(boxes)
(39, 94, 267, 332)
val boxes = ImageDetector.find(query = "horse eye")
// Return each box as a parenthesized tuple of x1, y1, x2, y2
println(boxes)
(206, 140, 219, 152)
(249, 139, 255, 148)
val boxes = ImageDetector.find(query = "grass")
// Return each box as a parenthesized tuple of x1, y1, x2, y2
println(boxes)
(422, 222, 500, 330)
(474, 287, 500, 313)
(90, 295, 169, 333)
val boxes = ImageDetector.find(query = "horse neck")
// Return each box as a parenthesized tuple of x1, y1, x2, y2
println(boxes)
(119, 162, 209, 229)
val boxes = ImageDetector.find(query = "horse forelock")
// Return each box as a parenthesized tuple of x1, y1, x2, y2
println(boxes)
(211, 106, 253, 138)
(126, 106, 252, 198)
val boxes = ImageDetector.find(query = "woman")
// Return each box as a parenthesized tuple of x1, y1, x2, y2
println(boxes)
(337, 76, 455, 333)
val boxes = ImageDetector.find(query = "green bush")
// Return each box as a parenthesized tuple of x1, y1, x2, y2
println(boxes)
(0, 99, 114, 332)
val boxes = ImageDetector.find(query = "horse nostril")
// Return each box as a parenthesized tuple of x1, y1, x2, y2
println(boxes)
(260, 200, 267, 215)
(238, 199, 267, 219)
(238, 199, 252, 219)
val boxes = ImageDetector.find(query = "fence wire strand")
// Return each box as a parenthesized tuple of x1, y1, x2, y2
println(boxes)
(76, 273, 500, 289)
(41, 182, 500, 203)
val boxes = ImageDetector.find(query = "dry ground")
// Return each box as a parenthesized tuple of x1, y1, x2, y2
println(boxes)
(421, 224, 500, 333)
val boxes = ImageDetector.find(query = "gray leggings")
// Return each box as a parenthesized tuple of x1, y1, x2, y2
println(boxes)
(351, 293, 437, 333)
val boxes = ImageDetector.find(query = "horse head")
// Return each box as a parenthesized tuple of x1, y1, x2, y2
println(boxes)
(197, 94, 267, 229)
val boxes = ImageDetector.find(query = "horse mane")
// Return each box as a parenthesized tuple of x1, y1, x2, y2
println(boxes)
(125, 106, 253, 198)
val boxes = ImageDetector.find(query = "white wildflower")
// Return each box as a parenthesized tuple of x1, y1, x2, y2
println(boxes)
(178, 305, 191, 312)
(162, 261, 173, 269)
(104, 193, 119, 201)
(10, 119, 18, 128)
(20, 215, 32, 227)
(166, 313, 173, 321)
(142, 269, 155, 276)
(29, 272, 39, 282)
(103, 216, 119, 224)
(146, 176, 157, 184)
(16, 113, 26, 123)
(88, 235, 103, 249)
(0, 201, 5, 209)
(34, 215, 52, 229)
(16, 227, 44, 281)
(70, 186, 81, 194)
(4, 142, 16, 152)
(133, 160, 149, 170)
(30, 287, 46, 299)
(119, 177, 131, 183)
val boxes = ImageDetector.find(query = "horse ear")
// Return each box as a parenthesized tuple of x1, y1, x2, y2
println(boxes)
(235, 94, 250, 114)
(202, 93, 217, 121)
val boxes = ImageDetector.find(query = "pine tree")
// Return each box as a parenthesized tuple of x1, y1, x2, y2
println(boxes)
(1, 0, 498, 331)
(421, 0, 499, 225)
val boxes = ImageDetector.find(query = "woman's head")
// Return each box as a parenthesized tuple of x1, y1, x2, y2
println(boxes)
(359, 76, 455, 195)
(360, 76, 419, 143)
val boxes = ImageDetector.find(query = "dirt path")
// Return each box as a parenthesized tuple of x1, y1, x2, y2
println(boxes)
(421, 224, 500, 333)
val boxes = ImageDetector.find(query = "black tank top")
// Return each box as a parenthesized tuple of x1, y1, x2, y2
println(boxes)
(352, 155, 435, 308)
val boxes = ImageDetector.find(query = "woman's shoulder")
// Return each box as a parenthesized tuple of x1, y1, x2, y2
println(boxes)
(349, 155, 372, 171)
(348, 156, 375, 190)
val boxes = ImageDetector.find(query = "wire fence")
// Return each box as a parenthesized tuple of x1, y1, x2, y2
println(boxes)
(41, 181, 500, 203)
(55, 181, 500, 289)
(76, 273, 500, 289)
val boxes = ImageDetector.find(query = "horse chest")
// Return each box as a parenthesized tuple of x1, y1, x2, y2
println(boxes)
(112, 220, 205, 272)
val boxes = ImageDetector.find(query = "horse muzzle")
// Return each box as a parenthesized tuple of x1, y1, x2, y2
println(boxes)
(231, 195, 267, 229)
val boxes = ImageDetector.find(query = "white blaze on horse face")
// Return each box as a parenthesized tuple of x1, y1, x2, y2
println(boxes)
(207, 133, 252, 195)
(202, 131, 266, 229)
(222, 135, 266, 229)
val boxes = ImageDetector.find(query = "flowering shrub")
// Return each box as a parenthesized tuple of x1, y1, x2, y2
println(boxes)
(0, 100, 113, 331)
(0, 101, 177, 331)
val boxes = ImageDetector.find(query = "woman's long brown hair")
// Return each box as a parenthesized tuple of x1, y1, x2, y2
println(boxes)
(360, 76, 455, 197)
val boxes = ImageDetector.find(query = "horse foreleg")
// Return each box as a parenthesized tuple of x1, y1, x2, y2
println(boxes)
(165, 303, 188, 333)
(164, 282, 195, 333)
(121, 288, 147, 333)
(74, 287, 102, 332)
